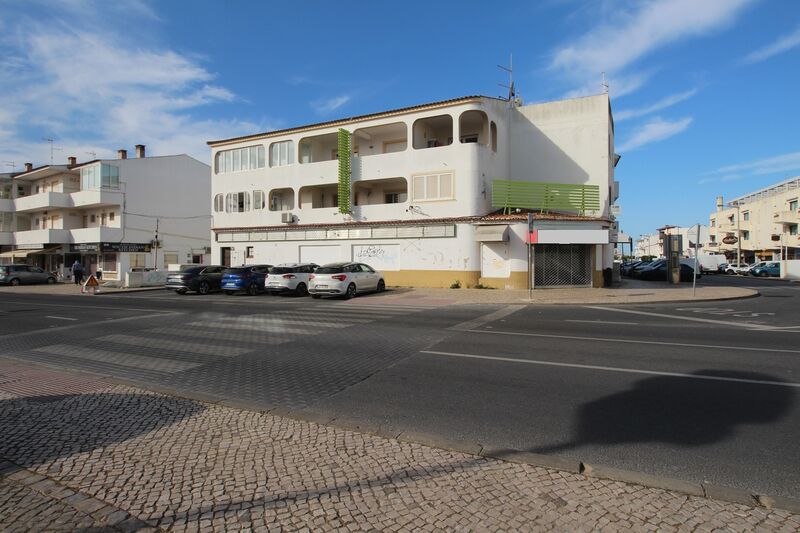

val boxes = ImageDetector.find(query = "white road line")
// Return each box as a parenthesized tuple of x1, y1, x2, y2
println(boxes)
(45, 316, 78, 321)
(98, 334, 250, 357)
(585, 305, 776, 330)
(460, 328, 800, 354)
(420, 350, 800, 389)
(450, 305, 526, 331)
(565, 319, 638, 326)
(272, 311, 396, 320)
(216, 315, 372, 326)
(145, 327, 290, 343)
(0, 300, 174, 314)
(0, 312, 182, 340)
(32, 345, 200, 373)
(331, 304, 434, 311)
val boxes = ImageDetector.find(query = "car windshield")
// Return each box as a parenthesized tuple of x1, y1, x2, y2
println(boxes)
(269, 267, 296, 274)
(179, 265, 203, 273)
(315, 266, 345, 274)
(223, 268, 249, 275)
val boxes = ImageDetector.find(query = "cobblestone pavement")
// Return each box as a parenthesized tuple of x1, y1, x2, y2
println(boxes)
(1, 359, 798, 532)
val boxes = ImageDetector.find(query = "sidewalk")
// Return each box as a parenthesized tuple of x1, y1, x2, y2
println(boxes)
(1, 358, 797, 532)
(0, 279, 756, 304)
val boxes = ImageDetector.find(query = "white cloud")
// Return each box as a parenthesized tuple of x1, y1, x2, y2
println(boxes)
(310, 95, 351, 115)
(0, 1, 265, 165)
(743, 25, 800, 64)
(617, 116, 693, 152)
(615, 89, 698, 121)
(550, 0, 752, 97)
(714, 151, 800, 176)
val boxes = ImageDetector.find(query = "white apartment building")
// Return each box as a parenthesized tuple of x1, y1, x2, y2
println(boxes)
(708, 177, 800, 263)
(635, 225, 710, 258)
(0, 146, 211, 280)
(209, 94, 619, 289)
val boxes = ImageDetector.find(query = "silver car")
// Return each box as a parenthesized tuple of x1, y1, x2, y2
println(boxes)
(0, 264, 57, 285)
(308, 262, 385, 299)
(265, 263, 318, 296)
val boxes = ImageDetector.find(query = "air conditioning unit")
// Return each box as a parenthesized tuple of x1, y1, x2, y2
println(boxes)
(281, 212, 294, 224)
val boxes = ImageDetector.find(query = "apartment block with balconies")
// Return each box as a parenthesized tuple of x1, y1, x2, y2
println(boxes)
(0, 146, 211, 281)
(209, 93, 619, 289)
(708, 177, 800, 263)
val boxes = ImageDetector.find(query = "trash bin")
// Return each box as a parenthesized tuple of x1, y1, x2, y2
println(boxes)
(603, 267, 613, 287)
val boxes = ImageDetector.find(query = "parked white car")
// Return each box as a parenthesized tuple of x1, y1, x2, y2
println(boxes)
(265, 263, 318, 296)
(308, 262, 385, 299)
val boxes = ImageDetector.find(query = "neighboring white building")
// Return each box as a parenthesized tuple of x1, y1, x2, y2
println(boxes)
(208, 94, 619, 289)
(708, 178, 800, 263)
(0, 146, 211, 280)
(635, 225, 710, 259)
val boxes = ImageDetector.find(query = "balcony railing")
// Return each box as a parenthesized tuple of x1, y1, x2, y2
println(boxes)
(492, 180, 601, 215)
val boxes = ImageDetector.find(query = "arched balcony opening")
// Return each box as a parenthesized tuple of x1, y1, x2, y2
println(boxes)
(353, 177, 408, 207)
(298, 183, 339, 209)
(298, 133, 340, 164)
(353, 122, 407, 157)
(412, 115, 453, 150)
(459, 110, 489, 145)
(269, 188, 295, 211)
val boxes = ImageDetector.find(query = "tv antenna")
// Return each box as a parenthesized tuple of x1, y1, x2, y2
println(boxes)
(85, 151, 97, 160)
(601, 71, 609, 94)
(42, 137, 63, 165)
(498, 53, 517, 105)
(2, 161, 15, 172)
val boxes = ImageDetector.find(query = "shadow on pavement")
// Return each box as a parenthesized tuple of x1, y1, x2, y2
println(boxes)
(533, 369, 795, 454)
(0, 391, 206, 467)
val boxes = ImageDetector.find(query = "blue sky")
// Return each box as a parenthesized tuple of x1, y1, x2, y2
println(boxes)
(0, 0, 798, 239)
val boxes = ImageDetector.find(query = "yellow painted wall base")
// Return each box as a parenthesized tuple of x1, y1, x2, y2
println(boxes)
(478, 271, 529, 289)
(384, 270, 481, 289)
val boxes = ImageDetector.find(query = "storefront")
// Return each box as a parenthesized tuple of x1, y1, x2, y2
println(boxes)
(69, 242, 151, 281)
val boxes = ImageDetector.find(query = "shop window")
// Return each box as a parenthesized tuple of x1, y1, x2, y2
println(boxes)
(102, 253, 117, 272)
(164, 253, 179, 266)
(130, 254, 147, 268)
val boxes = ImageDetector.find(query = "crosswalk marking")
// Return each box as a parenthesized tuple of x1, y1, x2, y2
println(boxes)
(145, 326, 290, 343)
(32, 345, 201, 373)
(97, 334, 250, 357)
(185, 321, 310, 334)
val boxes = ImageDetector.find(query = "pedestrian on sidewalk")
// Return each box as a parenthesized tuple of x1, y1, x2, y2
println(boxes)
(71, 260, 84, 285)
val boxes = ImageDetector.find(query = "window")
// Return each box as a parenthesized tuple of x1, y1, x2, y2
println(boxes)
(102, 253, 117, 272)
(412, 172, 454, 201)
(490, 121, 497, 152)
(269, 141, 294, 167)
(100, 164, 119, 188)
(90, 214, 96, 223)
(101, 212, 107, 226)
(253, 190, 266, 210)
(82, 215, 88, 227)
(109, 212, 115, 221)
(710, 235, 716, 242)
(743, 211, 750, 221)
(790, 224, 798, 236)
(246, 246, 254, 258)
(710, 219, 715, 227)
(385, 192, 407, 204)
(191, 254, 204, 264)
(225, 192, 251, 213)
(214, 194, 224, 212)
(130, 254, 147, 268)
(214, 145, 266, 174)
(164, 253, 179, 266)
(743, 230, 750, 240)
(790, 200, 798, 212)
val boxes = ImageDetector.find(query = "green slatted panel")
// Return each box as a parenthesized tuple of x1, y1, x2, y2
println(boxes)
(492, 179, 601, 215)
(337, 129, 352, 214)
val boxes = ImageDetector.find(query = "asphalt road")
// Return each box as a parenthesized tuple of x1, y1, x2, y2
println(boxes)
(1, 275, 798, 499)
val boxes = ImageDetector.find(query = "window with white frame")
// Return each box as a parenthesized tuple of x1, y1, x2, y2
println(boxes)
(253, 190, 266, 210)
(214, 194, 224, 212)
(214, 145, 266, 174)
(130, 254, 147, 268)
(225, 192, 251, 213)
(411, 172, 454, 201)
(269, 141, 294, 167)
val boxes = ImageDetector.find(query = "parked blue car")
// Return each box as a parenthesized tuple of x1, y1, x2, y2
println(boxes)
(221, 264, 272, 295)
(750, 262, 780, 277)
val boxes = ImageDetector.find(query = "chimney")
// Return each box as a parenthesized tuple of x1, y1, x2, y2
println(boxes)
(117, 149, 127, 159)
(135, 144, 146, 158)
(67, 156, 77, 166)
(716, 196, 724, 212)
(24, 163, 32, 172)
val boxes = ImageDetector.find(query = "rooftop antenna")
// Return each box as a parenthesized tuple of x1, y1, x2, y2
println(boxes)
(42, 137, 63, 165)
(601, 71, 609, 94)
(85, 151, 97, 160)
(2, 161, 15, 172)
(498, 53, 517, 106)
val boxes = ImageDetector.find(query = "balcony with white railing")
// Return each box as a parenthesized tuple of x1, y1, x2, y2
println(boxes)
(70, 188, 124, 209)
(774, 210, 800, 224)
(13, 192, 71, 213)
(70, 226, 123, 243)
(14, 228, 71, 245)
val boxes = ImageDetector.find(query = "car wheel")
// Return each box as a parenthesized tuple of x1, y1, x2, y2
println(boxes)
(311, 294, 321, 299)
(46, 277, 56, 284)
(344, 283, 357, 299)
(759, 271, 768, 277)
(247, 283, 259, 296)
(295, 282, 307, 296)
(198, 281, 210, 295)
(175, 289, 187, 295)
(376, 279, 385, 292)
(224, 290, 235, 296)
(9, 278, 20, 286)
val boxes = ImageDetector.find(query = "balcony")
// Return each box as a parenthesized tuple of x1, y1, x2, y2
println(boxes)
(71, 188, 123, 209)
(14, 229, 71, 245)
(774, 211, 800, 224)
(71, 227, 123, 243)
(13, 192, 71, 213)
(0, 232, 11, 245)
(0, 198, 12, 212)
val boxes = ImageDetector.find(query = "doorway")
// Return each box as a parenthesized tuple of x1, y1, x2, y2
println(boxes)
(221, 247, 232, 267)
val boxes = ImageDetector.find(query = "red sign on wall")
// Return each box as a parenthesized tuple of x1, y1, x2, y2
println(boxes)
(528, 230, 538, 244)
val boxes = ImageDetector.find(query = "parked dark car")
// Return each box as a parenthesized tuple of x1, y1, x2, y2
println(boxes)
(630, 260, 659, 278)
(639, 261, 698, 282)
(621, 261, 643, 276)
(165, 265, 225, 295)
(750, 262, 780, 277)
(222, 264, 272, 295)
(0, 264, 57, 285)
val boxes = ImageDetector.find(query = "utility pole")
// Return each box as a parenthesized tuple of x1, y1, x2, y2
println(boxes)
(154, 218, 160, 270)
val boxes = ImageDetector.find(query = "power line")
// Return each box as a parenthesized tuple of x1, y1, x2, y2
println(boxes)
(123, 211, 212, 220)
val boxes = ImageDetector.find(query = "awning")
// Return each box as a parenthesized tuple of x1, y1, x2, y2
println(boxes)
(474, 225, 509, 242)
(0, 250, 30, 259)
(0, 246, 62, 258)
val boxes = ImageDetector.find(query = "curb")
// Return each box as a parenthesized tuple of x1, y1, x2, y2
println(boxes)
(4, 357, 798, 516)
(521, 290, 760, 306)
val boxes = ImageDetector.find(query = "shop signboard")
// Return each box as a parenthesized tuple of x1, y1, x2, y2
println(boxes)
(71, 243, 100, 252)
(101, 243, 151, 253)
